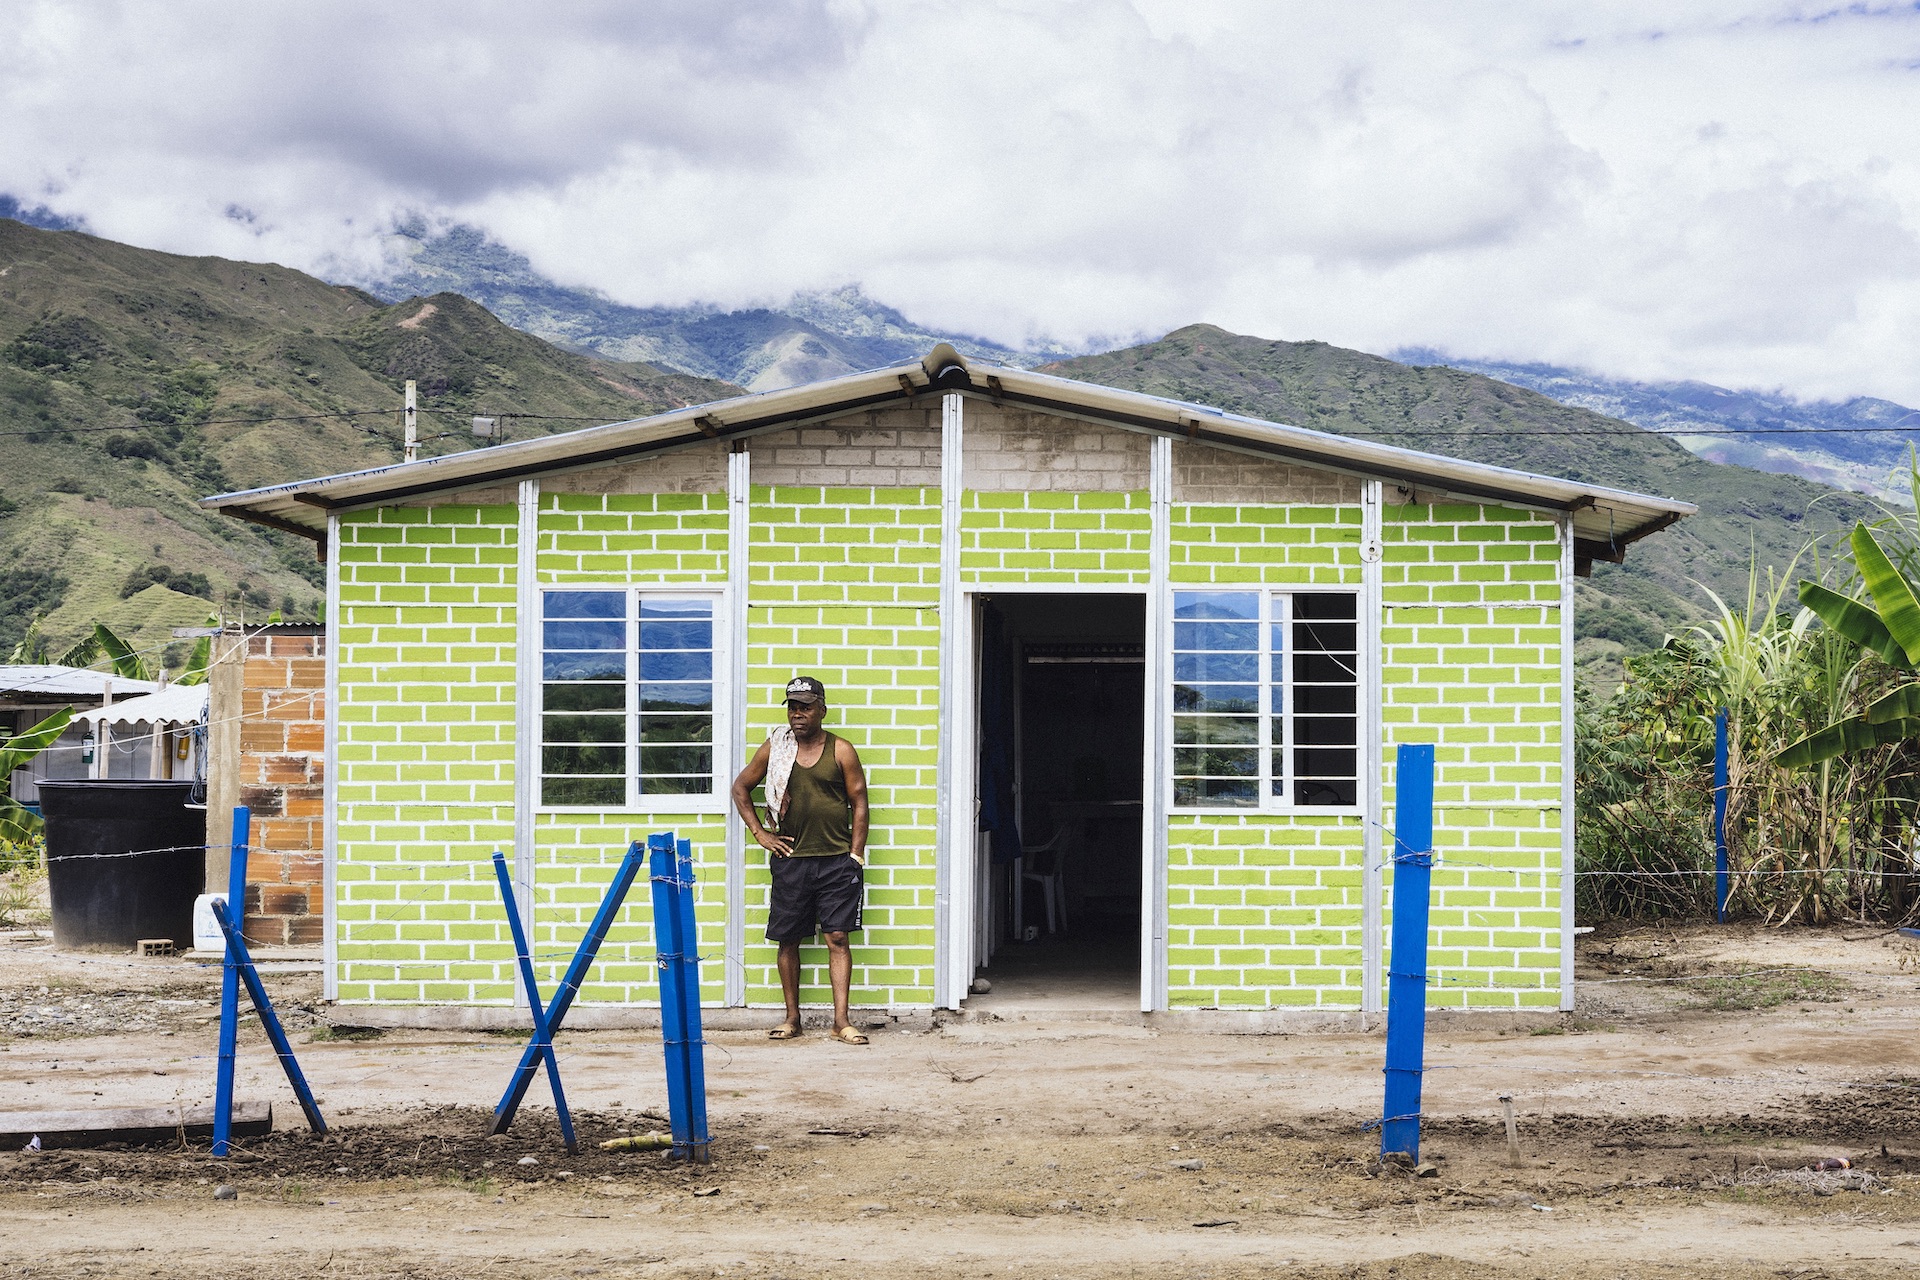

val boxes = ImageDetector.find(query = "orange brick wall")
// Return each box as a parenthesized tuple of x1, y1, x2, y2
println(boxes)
(235, 632, 326, 946)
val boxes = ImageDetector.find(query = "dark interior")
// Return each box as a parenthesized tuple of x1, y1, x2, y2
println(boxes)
(975, 593, 1144, 995)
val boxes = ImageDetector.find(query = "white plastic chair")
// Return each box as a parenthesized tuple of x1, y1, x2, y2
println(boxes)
(1017, 828, 1070, 935)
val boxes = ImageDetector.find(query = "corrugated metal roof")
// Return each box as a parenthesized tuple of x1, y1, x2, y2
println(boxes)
(202, 344, 1695, 572)
(0, 665, 166, 702)
(73, 684, 208, 729)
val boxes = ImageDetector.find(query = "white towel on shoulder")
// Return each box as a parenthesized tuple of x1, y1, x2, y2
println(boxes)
(763, 727, 798, 831)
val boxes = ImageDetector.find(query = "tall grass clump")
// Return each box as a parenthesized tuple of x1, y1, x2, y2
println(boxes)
(1577, 552, 1920, 925)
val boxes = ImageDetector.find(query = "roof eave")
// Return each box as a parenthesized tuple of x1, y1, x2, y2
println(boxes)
(202, 346, 1695, 554)
(199, 359, 937, 522)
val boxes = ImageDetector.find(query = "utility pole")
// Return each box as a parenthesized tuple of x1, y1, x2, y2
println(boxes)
(403, 379, 418, 463)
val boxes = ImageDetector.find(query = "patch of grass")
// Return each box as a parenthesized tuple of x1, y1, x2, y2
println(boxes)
(0, 855, 49, 927)
(1689, 968, 1849, 1011)
(307, 1024, 385, 1042)
(437, 1169, 497, 1195)
(1529, 1025, 1566, 1036)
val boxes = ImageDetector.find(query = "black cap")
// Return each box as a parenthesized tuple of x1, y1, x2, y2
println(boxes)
(783, 675, 826, 707)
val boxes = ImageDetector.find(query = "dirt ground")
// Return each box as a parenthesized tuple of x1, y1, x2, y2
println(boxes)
(2, 923, 1918, 1279)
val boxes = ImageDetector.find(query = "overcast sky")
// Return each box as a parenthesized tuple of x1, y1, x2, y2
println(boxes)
(4, 1, 1918, 402)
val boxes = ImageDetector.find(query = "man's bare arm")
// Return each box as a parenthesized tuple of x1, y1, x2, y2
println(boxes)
(730, 739, 793, 857)
(837, 737, 870, 865)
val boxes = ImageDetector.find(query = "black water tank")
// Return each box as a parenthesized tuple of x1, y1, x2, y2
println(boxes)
(38, 780, 204, 950)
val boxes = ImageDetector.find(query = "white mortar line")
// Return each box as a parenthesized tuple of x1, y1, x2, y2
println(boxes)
(322, 512, 340, 1001)
(725, 448, 750, 1006)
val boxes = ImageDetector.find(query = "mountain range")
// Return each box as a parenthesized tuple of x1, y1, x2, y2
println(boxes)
(363, 224, 1920, 505)
(362, 222, 1078, 393)
(1396, 349, 1919, 501)
(0, 218, 735, 667)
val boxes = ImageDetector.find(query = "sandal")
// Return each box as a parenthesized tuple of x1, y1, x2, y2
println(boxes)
(829, 1025, 870, 1046)
(768, 1020, 802, 1040)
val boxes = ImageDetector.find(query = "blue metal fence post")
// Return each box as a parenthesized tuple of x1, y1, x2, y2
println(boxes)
(672, 836, 710, 1161)
(208, 898, 327, 1134)
(490, 840, 647, 1136)
(648, 834, 691, 1154)
(1713, 708, 1730, 923)
(1381, 745, 1434, 1164)
(649, 832, 711, 1163)
(212, 805, 250, 1157)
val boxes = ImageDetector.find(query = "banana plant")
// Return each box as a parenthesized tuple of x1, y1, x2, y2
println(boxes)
(169, 615, 218, 687)
(89, 622, 153, 682)
(0, 708, 73, 843)
(1776, 521, 1920, 767)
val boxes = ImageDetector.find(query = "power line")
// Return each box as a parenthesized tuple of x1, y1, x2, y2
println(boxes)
(7, 375, 1917, 450)
(1348, 423, 1920, 439)
(0, 406, 634, 442)
(0, 407, 400, 438)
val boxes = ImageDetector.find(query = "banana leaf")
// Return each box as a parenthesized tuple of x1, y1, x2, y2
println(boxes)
(1866, 682, 1920, 725)
(1798, 580, 1906, 668)
(1774, 713, 1920, 769)
(172, 619, 215, 687)
(0, 707, 73, 842)
(0, 803, 40, 845)
(91, 623, 152, 682)
(0, 707, 73, 778)
(1850, 522, 1920, 666)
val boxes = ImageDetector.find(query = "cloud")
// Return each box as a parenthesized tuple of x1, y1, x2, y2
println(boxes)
(3, 0, 1919, 401)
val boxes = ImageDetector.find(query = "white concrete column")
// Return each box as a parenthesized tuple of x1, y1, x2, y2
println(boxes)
(322, 512, 341, 999)
(1361, 479, 1385, 1013)
(512, 479, 541, 1009)
(1559, 514, 1577, 1010)
(1142, 435, 1172, 1012)
(725, 447, 750, 1006)
(934, 392, 965, 1009)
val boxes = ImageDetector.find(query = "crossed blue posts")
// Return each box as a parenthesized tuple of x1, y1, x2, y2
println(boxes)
(488, 836, 711, 1163)
(488, 840, 647, 1150)
(211, 806, 326, 1156)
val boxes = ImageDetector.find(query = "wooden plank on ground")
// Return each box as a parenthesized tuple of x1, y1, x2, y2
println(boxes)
(0, 1101, 273, 1149)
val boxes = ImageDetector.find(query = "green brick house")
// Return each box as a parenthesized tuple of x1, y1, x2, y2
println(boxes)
(205, 345, 1691, 1021)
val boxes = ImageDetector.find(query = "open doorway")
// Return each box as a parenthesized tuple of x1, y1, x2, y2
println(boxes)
(972, 592, 1144, 1009)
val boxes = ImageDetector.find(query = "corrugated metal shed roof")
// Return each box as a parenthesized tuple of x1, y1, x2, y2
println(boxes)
(202, 345, 1695, 574)
(73, 684, 208, 729)
(0, 665, 166, 702)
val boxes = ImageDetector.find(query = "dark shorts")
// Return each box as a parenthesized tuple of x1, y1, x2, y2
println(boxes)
(766, 853, 864, 943)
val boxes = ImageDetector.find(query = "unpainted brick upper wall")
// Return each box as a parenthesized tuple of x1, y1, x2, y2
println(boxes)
(542, 441, 729, 494)
(963, 404, 1149, 492)
(751, 408, 942, 488)
(1172, 441, 1359, 504)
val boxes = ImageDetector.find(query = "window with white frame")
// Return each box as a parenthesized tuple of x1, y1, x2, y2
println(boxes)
(1171, 589, 1360, 808)
(540, 590, 718, 805)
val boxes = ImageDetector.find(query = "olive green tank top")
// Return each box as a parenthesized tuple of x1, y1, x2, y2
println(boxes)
(782, 732, 853, 857)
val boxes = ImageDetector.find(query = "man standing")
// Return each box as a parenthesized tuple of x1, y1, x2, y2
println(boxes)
(730, 676, 871, 1044)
